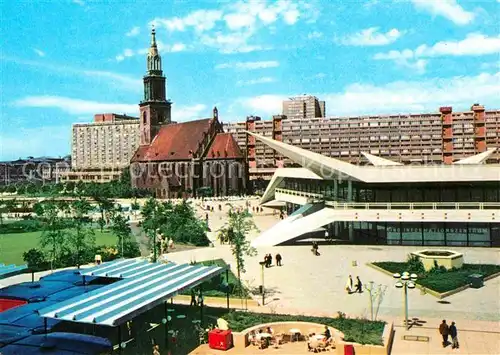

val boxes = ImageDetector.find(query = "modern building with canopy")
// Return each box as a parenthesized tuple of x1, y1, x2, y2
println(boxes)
(36, 259, 229, 352)
(249, 132, 500, 247)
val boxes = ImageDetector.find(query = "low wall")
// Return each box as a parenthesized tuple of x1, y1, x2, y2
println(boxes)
(231, 321, 394, 355)
(341, 322, 394, 355)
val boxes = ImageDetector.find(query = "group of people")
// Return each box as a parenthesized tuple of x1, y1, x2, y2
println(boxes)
(345, 275, 363, 294)
(307, 325, 334, 352)
(190, 289, 204, 307)
(439, 320, 459, 349)
(263, 253, 282, 267)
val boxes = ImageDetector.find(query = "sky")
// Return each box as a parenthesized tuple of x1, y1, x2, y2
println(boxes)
(1, 0, 499, 160)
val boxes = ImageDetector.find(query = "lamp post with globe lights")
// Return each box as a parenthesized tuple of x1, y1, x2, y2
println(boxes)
(393, 271, 418, 330)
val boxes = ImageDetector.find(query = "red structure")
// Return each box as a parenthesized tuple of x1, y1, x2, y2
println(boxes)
(208, 329, 233, 350)
(0, 298, 27, 312)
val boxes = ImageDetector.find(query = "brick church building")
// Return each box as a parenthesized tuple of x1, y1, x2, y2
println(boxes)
(130, 28, 246, 198)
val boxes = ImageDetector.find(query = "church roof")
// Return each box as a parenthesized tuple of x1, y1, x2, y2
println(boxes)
(206, 133, 243, 159)
(132, 119, 212, 162)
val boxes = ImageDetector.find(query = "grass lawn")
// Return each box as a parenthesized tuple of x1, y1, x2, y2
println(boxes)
(181, 259, 252, 299)
(373, 262, 500, 293)
(0, 229, 117, 265)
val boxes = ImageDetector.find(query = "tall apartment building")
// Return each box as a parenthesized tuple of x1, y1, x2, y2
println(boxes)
(62, 113, 140, 182)
(282, 95, 326, 119)
(224, 104, 500, 183)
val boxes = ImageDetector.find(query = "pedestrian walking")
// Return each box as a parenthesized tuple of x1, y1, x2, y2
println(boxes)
(152, 344, 160, 355)
(190, 289, 197, 307)
(345, 275, 353, 294)
(354, 276, 363, 293)
(197, 291, 204, 307)
(449, 322, 459, 349)
(439, 320, 449, 347)
(275, 253, 282, 266)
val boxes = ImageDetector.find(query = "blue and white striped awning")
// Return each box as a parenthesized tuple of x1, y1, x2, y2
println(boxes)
(38, 259, 225, 327)
(0, 264, 28, 279)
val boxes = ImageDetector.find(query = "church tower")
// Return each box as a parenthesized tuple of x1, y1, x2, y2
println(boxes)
(139, 27, 172, 145)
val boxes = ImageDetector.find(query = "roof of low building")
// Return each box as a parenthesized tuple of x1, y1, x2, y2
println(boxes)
(132, 119, 212, 162)
(206, 133, 243, 159)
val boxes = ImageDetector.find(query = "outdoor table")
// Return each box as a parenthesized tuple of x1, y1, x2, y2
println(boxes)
(176, 314, 186, 319)
(167, 309, 175, 312)
(257, 333, 272, 339)
(314, 334, 326, 340)
(192, 320, 201, 324)
(289, 328, 300, 342)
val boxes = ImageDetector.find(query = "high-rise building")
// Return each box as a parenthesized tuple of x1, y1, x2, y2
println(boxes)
(62, 113, 139, 182)
(224, 104, 500, 183)
(282, 95, 326, 119)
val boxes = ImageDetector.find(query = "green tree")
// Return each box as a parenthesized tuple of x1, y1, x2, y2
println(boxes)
(110, 213, 140, 257)
(140, 197, 163, 261)
(35, 199, 66, 270)
(131, 199, 140, 217)
(23, 248, 49, 272)
(68, 198, 96, 268)
(222, 208, 258, 297)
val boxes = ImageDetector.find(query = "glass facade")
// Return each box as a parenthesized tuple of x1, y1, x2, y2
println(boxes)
(280, 178, 500, 203)
(349, 221, 499, 247)
(285, 203, 500, 247)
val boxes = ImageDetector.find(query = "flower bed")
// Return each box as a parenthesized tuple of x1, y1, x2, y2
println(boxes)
(223, 311, 385, 345)
(373, 261, 500, 293)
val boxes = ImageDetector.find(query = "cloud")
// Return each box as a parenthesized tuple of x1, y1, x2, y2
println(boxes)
(307, 31, 323, 39)
(72, 0, 85, 6)
(172, 103, 208, 122)
(149, 1, 311, 54)
(337, 27, 404, 46)
(410, 0, 475, 25)
(13, 96, 210, 124)
(215, 61, 279, 70)
(33, 48, 45, 57)
(374, 33, 500, 71)
(0, 125, 70, 161)
(238, 94, 287, 116)
(170, 43, 187, 52)
(152, 10, 223, 32)
(126, 26, 141, 37)
(238, 72, 500, 118)
(323, 72, 500, 116)
(115, 42, 187, 61)
(237, 77, 276, 86)
(14, 96, 138, 115)
(2, 55, 141, 92)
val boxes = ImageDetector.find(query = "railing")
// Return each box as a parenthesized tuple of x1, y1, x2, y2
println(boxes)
(275, 188, 500, 210)
(275, 188, 323, 200)
(325, 201, 500, 210)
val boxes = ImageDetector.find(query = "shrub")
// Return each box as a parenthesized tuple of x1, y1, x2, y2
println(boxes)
(406, 254, 425, 275)
(23, 248, 49, 272)
(0, 219, 45, 234)
(222, 311, 385, 345)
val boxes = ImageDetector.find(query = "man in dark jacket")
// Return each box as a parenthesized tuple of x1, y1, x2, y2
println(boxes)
(449, 322, 459, 349)
(439, 320, 449, 347)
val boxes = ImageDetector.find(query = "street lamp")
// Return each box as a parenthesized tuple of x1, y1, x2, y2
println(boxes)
(259, 261, 266, 306)
(393, 271, 418, 330)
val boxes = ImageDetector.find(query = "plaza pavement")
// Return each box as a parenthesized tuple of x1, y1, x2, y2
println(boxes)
(2, 197, 499, 354)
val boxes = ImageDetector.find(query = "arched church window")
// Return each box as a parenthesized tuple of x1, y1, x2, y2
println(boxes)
(143, 111, 147, 124)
